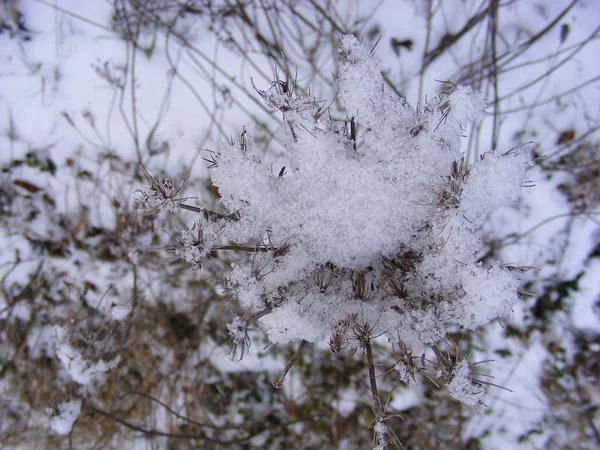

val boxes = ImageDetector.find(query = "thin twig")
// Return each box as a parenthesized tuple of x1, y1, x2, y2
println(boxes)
(362, 334, 389, 450)
(272, 340, 307, 389)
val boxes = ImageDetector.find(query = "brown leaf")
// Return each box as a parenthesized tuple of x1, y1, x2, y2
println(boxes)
(13, 179, 42, 193)
(557, 130, 575, 145)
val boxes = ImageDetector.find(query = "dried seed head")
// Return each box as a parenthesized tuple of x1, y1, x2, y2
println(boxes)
(227, 316, 252, 361)
(135, 166, 190, 214)
(329, 314, 357, 354)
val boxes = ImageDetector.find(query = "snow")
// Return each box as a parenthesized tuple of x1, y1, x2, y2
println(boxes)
(48, 399, 82, 435)
(447, 359, 485, 408)
(192, 36, 531, 348)
(571, 258, 600, 331)
(54, 325, 121, 385)
(468, 336, 551, 447)
(1, 0, 599, 448)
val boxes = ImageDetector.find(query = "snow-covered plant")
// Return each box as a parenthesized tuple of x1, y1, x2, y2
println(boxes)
(53, 319, 123, 386)
(137, 35, 531, 417)
(447, 359, 485, 409)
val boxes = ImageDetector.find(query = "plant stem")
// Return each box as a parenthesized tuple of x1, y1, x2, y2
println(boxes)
(272, 340, 307, 389)
(363, 336, 388, 450)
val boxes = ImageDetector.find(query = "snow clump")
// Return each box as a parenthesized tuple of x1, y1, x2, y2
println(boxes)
(139, 36, 531, 373)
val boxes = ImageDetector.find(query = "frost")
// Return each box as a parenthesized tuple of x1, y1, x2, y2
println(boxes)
(174, 222, 208, 269)
(227, 316, 251, 360)
(373, 420, 389, 450)
(460, 149, 533, 228)
(134, 184, 176, 214)
(134, 166, 188, 215)
(447, 359, 485, 408)
(158, 36, 531, 351)
(48, 399, 82, 435)
(170, 217, 221, 270)
(227, 316, 249, 345)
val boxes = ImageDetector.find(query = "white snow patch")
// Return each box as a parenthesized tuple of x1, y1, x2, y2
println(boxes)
(48, 399, 82, 435)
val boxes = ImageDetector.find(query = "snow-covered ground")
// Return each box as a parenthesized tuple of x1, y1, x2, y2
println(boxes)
(1, 0, 598, 448)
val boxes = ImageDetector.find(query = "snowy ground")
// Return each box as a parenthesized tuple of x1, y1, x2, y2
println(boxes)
(1, 0, 599, 448)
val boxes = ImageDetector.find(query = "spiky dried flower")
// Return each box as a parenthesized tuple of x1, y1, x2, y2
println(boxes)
(134, 165, 191, 214)
(227, 316, 251, 361)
